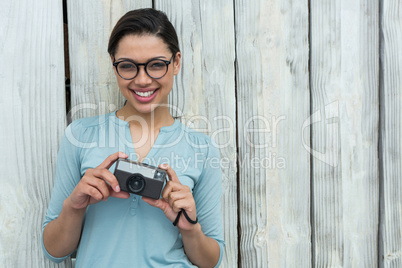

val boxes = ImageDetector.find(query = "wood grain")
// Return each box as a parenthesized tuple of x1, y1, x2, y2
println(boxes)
(235, 0, 310, 266)
(0, 0, 69, 267)
(154, 1, 238, 267)
(3, 1, 401, 267)
(67, 0, 152, 121)
(310, 0, 379, 266)
(379, 0, 402, 267)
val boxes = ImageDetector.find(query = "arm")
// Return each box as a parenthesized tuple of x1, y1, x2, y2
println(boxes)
(43, 199, 86, 258)
(143, 163, 222, 268)
(43, 152, 130, 259)
(179, 223, 220, 267)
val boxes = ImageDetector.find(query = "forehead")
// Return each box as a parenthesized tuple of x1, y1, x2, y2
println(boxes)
(115, 34, 171, 60)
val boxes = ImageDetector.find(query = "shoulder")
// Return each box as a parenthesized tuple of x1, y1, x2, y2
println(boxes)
(68, 113, 111, 131)
(175, 121, 220, 158)
(65, 112, 115, 136)
(63, 113, 114, 148)
(176, 121, 212, 142)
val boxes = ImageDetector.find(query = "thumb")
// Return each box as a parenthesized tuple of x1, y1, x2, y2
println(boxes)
(142, 197, 165, 209)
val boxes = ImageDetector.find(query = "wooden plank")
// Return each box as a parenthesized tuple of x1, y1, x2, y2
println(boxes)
(0, 0, 68, 267)
(67, 0, 151, 121)
(379, 0, 402, 267)
(310, 0, 379, 266)
(154, 1, 238, 267)
(235, 0, 310, 266)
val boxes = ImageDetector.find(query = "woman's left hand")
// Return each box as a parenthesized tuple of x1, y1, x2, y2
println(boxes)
(142, 164, 197, 231)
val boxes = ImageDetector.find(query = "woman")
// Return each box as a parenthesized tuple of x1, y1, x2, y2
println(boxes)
(42, 8, 224, 268)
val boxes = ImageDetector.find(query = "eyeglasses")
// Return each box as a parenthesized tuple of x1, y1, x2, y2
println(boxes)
(113, 56, 173, 80)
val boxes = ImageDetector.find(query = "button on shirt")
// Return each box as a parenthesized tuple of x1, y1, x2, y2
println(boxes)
(42, 112, 224, 267)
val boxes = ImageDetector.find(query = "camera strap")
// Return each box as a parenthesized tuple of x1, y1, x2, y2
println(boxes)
(173, 209, 198, 226)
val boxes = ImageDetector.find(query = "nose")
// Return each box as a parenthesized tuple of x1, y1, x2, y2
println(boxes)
(134, 66, 152, 85)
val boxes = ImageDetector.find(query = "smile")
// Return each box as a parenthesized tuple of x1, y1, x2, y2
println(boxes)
(133, 90, 156, 97)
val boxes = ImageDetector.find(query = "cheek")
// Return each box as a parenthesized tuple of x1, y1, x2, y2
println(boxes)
(116, 78, 131, 95)
(162, 71, 175, 87)
(160, 78, 174, 93)
(113, 68, 128, 86)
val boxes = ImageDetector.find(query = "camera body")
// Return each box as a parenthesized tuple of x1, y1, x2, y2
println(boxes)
(114, 158, 167, 200)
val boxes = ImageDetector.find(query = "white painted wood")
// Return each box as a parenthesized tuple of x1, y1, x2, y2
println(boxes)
(67, 0, 152, 121)
(310, 0, 379, 266)
(235, 0, 310, 267)
(379, 0, 402, 267)
(1, 1, 395, 267)
(0, 0, 69, 267)
(154, 2, 238, 267)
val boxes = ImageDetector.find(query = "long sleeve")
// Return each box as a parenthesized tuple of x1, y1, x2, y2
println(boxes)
(192, 140, 225, 267)
(41, 121, 83, 262)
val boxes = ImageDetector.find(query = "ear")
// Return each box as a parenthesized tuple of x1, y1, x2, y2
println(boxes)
(173, 52, 181, 75)
(110, 55, 118, 76)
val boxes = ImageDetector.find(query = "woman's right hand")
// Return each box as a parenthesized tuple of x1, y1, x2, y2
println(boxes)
(66, 151, 130, 210)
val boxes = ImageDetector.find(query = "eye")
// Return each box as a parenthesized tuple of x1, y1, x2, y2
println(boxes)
(148, 60, 166, 70)
(119, 62, 136, 70)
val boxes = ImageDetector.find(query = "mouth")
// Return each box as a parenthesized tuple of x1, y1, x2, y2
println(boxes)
(132, 89, 156, 97)
(129, 88, 158, 102)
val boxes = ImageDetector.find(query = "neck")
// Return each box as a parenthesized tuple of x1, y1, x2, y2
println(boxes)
(116, 104, 175, 130)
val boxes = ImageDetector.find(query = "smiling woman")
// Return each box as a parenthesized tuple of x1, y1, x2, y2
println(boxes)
(41, 8, 224, 268)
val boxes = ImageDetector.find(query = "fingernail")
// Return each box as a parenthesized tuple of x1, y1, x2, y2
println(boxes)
(115, 185, 120, 192)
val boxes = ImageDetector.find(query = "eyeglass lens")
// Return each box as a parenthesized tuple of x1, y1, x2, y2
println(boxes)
(117, 59, 168, 79)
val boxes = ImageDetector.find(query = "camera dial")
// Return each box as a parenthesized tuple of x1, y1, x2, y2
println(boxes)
(154, 171, 165, 180)
(127, 174, 145, 193)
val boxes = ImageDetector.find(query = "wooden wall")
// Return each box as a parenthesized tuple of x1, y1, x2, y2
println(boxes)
(379, 0, 402, 267)
(310, 0, 380, 266)
(235, 1, 311, 267)
(0, 0, 69, 267)
(0, 0, 401, 267)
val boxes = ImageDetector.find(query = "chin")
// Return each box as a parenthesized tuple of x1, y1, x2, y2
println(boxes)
(130, 103, 160, 115)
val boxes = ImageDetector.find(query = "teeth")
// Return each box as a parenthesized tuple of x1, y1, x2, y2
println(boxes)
(134, 90, 155, 97)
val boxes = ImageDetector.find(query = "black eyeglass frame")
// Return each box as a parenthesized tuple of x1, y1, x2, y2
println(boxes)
(112, 56, 174, 80)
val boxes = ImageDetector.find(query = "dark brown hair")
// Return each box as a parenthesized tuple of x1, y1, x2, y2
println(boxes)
(107, 8, 180, 57)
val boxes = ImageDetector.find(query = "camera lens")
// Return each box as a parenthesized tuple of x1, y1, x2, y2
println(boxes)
(127, 174, 145, 193)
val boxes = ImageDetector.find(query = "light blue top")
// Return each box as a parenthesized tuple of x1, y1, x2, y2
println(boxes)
(42, 112, 224, 267)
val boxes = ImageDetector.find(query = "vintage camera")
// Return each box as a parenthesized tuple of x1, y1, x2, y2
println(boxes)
(114, 158, 167, 200)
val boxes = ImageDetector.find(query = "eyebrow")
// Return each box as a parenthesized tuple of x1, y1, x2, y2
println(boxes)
(115, 56, 168, 62)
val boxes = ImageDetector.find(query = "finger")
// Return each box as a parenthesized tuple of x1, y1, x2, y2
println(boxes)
(159, 164, 180, 183)
(82, 175, 111, 201)
(167, 191, 193, 210)
(98, 151, 128, 170)
(78, 183, 104, 201)
(142, 197, 161, 207)
(91, 168, 121, 192)
(142, 197, 169, 211)
(167, 190, 191, 203)
(161, 181, 187, 201)
(171, 199, 193, 214)
(168, 192, 192, 211)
